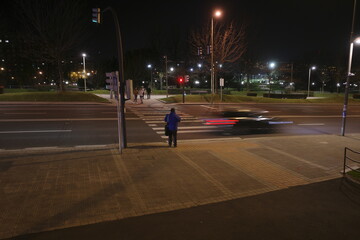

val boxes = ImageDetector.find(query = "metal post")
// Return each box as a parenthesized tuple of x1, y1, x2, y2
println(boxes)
(343, 147, 347, 175)
(211, 17, 214, 104)
(341, 0, 357, 136)
(104, 7, 127, 151)
(182, 83, 185, 103)
(165, 56, 168, 98)
(82, 55, 87, 92)
(307, 68, 311, 98)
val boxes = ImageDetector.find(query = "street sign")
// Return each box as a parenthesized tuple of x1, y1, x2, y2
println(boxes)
(220, 78, 224, 87)
(185, 75, 190, 83)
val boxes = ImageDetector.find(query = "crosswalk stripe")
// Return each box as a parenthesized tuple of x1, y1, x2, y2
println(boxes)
(146, 120, 203, 123)
(152, 126, 225, 130)
(156, 129, 223, 134)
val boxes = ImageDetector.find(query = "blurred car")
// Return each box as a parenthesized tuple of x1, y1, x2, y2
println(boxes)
(204, 107, 292, 135)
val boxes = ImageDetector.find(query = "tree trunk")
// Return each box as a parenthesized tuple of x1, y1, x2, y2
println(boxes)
(57, 60, 64, 92)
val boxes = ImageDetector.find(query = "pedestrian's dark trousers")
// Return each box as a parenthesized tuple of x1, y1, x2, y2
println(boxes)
(168, 130, 177, 146)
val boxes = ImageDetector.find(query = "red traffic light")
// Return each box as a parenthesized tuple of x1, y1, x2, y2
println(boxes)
(178, 77, 184, 84)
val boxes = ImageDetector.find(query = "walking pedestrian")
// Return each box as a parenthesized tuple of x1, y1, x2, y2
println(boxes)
(139, 86, 145, 104)
(164, 108, 181, 147)
(133, 87, 138, 103)
(147, 86, 152, 99)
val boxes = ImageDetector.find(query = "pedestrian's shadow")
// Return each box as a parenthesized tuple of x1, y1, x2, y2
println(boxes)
(339, 177, 360, 206)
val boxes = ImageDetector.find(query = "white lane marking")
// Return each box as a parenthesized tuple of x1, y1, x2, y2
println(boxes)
(200, 105, 218, 110)
(24, 146, 60, 151)
(156, 129, 223, 134)
(148, 124, 158, 127)
(0, 118, 118, 122)
(146, 120, 203, 124)
(152, 126, 224, 130)
(274, 115, 360, 118)
(74, 145, 108, 148)
(297, 123, 325, 126)
(0, 130, 72, 134)
(4, 112, 46, 115)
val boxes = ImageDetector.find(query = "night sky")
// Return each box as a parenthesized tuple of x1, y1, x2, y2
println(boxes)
(90, 0, 358, 65)
(2, 0, 359, 65)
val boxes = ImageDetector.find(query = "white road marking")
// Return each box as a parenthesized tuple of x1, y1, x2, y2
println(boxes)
(0, 118, 118, 122)
(152, 126, 224, 130)
(24, 146, 60, 151)
(156, 129, 223, 134)
(274, 115, 360, 118)
(4, 112, 46, 115)
(0, 130, 72, 134)
(297, 123, 325, 126)
(200, 105, 218, 110)
(146, 120, 203, 124)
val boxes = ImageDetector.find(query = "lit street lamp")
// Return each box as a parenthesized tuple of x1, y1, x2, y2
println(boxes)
(341, 36, 360, 135)
(211, 9, 222, 99)
(307, 66, 316, 98)
(82, 53, 87, 92)
(268, 61, 276, 95)
(147, 64, 153, 88)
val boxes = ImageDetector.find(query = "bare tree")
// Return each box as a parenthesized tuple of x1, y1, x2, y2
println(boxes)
(189, 20, 247, 71)
(14, 0, 90, 91)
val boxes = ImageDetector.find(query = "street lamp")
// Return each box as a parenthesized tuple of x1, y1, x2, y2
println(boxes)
(211, 9, 222, 99)
(341, 0, 358, 136)
(82, 53, 87, 92)
(147, 64, 153, 89)
(268, 61, 276, 95)
(307, 66, 316, 98)
(341, 36, 360, 135)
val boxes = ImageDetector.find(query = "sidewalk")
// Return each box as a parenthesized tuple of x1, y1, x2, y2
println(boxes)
(1, 134, 360, 239)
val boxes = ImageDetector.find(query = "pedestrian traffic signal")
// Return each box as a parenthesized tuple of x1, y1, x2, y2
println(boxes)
(178, 76, 184, 84)
(92, 8, 101, 23)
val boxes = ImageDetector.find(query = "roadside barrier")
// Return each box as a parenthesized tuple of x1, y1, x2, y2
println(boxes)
(343, 147, 360, 182)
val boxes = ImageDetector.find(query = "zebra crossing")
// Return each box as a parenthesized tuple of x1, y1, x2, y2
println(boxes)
(127, 105, 225, 139)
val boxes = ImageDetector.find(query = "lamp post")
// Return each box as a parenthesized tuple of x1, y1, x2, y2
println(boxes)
(307, 66, 316, 98)
(341, 0, 359, 136)
(211, 10, 222, 102)
(341, 36, 360, 135)
(147, 64, 153, 89)
(164, 56, 168, 98)
(268, 62, 276, 95)
(82, 53, 87, 92)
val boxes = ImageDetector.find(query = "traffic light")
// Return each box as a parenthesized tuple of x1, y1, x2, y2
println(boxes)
(92, 8, 101, 23)
(178, 76, 184, 84)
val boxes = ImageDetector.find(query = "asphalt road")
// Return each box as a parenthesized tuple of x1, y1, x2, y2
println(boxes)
(0, 102, 359, 150)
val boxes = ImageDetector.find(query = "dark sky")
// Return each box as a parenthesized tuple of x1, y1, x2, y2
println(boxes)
(2, 0, 359, 65)
(89, 0, 359, 65)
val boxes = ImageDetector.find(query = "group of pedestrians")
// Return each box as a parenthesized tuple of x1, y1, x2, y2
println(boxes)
(133, 86, 152, 104)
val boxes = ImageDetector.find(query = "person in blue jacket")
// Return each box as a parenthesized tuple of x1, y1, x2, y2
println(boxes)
(164, 108, 181, 147)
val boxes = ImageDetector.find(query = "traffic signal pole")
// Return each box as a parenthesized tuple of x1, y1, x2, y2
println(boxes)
(182, 83, 185, 103)
(102, 7, 127, 152)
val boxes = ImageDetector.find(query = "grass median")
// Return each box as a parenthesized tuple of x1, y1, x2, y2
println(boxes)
(0, 92, 110, 103)
(161, 94, 360, 104)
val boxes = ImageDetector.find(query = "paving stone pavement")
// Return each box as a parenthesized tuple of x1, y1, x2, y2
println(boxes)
(1, 133, 359, 239)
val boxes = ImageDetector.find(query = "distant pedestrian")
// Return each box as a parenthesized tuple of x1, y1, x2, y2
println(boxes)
(139, 86, 145, 104)
(133, 87, 139, 103)
(147, 86, 152, 99)
(164, 108, 181, 147)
